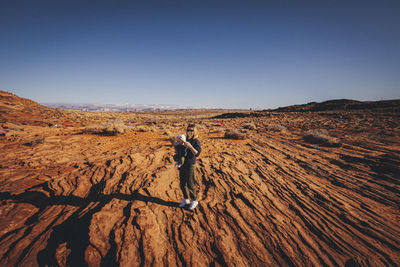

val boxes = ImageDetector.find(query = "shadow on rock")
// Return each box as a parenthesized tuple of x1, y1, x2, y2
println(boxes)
(0, 183, 179, 266)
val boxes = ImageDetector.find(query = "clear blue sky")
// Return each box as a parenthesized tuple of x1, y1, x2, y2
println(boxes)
(1, 0, 399, 109)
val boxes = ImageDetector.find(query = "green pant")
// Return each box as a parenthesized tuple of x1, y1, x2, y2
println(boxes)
(179, 163, 197, 200)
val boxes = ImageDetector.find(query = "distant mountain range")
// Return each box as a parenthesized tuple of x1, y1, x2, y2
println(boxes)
(34, 99, 400, 113)
(41, 103, 184, 112)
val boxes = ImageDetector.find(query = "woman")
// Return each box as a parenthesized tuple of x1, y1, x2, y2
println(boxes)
(179, 124, 201, 210)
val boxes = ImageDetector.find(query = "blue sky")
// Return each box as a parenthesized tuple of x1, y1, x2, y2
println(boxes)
(1, 0, 399, 109)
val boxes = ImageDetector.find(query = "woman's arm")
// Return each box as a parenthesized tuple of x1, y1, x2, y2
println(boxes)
(183, 141, 198, 156)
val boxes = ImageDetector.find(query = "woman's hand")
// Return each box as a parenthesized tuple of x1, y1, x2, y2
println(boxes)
(183, 141, 198, 156)
(182, 141, 191, 148)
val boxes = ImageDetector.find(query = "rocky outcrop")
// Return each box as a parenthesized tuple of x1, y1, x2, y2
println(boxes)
(0, 92, 399, 266)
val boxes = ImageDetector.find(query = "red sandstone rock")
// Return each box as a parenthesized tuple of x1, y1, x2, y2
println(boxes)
(0, 91, 399, 266)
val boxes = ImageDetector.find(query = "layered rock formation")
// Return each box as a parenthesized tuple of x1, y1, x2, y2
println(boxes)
(0, 91, 399, 266)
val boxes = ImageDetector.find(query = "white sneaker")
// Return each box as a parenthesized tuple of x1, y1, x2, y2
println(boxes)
(189, 200, 198, 210)
(179, 199, 190, 208)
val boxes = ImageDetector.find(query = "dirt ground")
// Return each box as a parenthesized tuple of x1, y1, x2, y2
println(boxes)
(1, 91, 399, 266)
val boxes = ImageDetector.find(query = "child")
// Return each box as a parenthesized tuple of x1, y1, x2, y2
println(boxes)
(172, 134, 187, 168)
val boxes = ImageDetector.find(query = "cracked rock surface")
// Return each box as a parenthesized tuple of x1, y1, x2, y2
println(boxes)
(1, 91, 400, 266)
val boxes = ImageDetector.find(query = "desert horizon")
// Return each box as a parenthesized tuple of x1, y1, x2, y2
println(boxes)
(0, 90, 399, 266)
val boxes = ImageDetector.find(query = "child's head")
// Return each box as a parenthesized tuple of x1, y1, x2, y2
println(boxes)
(177, 134, 186, 144)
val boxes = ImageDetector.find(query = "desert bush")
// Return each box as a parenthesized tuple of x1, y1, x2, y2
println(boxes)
(84, 120, 129, 135)
(266, 124, 287, 132)
(303, 129, 341, 147)
(83, 125, 100, 134)
(242, 122, 256, 130)
(24, 138, 45, 146)
(209, 128, 225, 134)
(196, 124, 206, 129)
(135, 125, 156, 132)
(224, 129, 246, 140)
(164, 129, 173, 138)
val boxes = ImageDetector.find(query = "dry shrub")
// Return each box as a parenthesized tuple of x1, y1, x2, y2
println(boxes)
(164, 129, 173, 138)
(135, 125, 156, 132)
(267, 124, 287, 132)
(150, 125, 158, 132)
(24, 138, 45, 146)
(83, 125, 99, 133)
(242, 122, 256, 130)
(84, 120, 129, 135)
(209, 128, 225, 134)
(303, 129, 341, 147)
(224, 129, 246, 140)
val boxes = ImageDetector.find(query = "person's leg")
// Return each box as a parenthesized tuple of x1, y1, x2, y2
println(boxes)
(187, 164, 197, 200)
(179, 166, 189, 199)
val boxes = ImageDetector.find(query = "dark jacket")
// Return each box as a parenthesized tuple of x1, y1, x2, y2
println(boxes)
(173, 144, 187, 163)
(184, 138, 201, 165)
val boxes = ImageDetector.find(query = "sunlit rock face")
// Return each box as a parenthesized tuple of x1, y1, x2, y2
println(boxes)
(1, 91, 399, 266)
